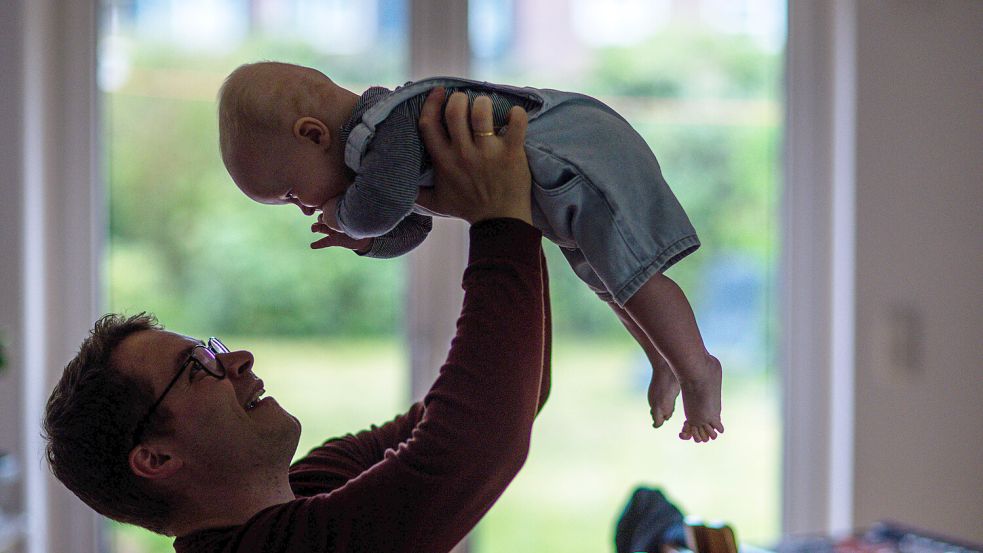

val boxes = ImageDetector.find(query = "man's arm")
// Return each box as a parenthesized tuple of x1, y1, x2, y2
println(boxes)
(537, 249, 552, 412)
(290, 247, 550, 498)
(254, 92, 539, 553)
(284, 219, 543, 553)
(288, 403, 425, 497)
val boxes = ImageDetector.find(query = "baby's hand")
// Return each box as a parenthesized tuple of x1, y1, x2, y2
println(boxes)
(317, 196, 341, 232)
(310, 222, 373, 253)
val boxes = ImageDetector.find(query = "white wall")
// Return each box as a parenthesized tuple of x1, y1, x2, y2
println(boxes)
(851, 0, 983, 541)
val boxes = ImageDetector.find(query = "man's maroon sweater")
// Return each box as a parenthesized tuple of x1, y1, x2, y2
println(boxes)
(174, 219, 551, 553)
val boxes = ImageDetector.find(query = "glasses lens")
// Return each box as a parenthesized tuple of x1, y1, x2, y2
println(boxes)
(191, 346, 224, 378)
(208, 337, 230, 354)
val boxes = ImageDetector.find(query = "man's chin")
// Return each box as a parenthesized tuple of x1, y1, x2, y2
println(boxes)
(280, 410, 302, 455)
(272, 400, 301, 435)
(254, 400, 302, 461)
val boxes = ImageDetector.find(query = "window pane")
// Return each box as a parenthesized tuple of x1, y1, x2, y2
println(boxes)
(469, 1, 785, 550)
(99, 1, 409, 551)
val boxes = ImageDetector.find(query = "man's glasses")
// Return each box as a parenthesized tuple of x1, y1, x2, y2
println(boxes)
(130, 337, 229, 446)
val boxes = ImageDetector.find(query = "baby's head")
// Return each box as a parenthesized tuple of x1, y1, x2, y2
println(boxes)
(218, 61, 358, 216)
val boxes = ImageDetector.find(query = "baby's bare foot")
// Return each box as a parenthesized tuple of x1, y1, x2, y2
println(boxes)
(678, 354, 724, 443)
(647, 355, 680, 428)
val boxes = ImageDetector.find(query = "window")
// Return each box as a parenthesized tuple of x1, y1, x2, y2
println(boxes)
(99, 1, 410, 551)
(469, 1, 785, 551)
(98, 1, 783, 551)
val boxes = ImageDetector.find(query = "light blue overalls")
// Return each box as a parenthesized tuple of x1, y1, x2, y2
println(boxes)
(345, 77, 700, 306)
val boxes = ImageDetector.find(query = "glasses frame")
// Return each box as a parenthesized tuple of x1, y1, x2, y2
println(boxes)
(130, 337, 229, 447)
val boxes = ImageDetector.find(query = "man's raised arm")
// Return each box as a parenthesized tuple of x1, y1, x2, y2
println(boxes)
(274, 91, 547, 553)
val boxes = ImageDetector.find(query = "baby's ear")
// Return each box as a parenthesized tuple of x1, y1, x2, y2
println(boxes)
(293, 117, 331, 148)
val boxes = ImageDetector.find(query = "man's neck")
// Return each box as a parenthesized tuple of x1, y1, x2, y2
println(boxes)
(170, 470, 296, 537)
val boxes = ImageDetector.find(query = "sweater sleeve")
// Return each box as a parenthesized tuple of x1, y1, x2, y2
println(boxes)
(174, 219, 548, 553)
(288, 247, 552, 498)
(287, 403, 425, 498)
(336, 110, 424, 240)
(318, 219, 546, 553)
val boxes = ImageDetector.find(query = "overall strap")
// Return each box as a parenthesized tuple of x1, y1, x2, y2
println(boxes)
(345, 77, 483, 171)
(344, 76, 552, 171)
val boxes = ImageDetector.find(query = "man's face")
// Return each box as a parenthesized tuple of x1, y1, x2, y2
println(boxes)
(115, 329, 301, 481)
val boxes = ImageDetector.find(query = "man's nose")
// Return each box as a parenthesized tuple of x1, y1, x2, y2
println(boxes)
(220, 350, 254, 378)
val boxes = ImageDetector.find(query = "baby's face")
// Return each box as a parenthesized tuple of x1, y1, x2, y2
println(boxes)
(230, 137, 348, 217)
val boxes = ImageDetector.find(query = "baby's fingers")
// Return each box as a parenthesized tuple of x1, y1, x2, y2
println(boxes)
(310, 226, 372, 252)
(311, 235, 342, 250)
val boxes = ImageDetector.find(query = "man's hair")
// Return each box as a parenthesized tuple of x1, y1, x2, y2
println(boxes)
(217, 61, 332, 168)
(43, 312, 177, 535)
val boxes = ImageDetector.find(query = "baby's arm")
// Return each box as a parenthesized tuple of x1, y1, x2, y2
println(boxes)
(310, 212, 432, 258)
(336, 110, 425, 240)
(358, 212, 432, 259)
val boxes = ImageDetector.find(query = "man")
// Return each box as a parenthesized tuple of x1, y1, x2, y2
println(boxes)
(43, 91, 551, 551)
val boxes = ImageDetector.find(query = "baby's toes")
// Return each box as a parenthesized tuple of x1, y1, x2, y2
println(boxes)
(696, 426, 709, 442)
(679, 421, 694, 441)
(650, 408, 665, 428)
(703, 424, 718, 441)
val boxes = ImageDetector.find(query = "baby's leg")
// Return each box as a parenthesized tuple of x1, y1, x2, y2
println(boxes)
(609, 302, 679, 428)
(623, 272, 723, 443)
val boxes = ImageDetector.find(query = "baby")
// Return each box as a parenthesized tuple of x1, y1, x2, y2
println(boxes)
(218, 61, 724, 442)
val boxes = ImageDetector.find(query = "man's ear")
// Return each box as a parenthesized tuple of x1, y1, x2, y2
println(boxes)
(293, 117, 332, 149)
(129, 442, 184, 481)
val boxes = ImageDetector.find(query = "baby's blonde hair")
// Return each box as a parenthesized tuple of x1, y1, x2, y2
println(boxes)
(218, 61, 333, 167)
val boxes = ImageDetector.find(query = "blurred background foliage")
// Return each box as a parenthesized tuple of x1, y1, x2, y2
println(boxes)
(104, 4, 782, 550)
(107, 26, 779, 352)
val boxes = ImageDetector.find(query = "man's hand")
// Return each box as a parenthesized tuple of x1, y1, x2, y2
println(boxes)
(416, 87, 532, 225)
(310, 222, 373, 253)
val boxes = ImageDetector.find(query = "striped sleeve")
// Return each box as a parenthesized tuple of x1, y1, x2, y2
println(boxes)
(336, 109, 424, 240)
(359, 212, 432, 259)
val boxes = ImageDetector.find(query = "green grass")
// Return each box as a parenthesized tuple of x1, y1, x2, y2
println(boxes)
(110, 337, 779, 552)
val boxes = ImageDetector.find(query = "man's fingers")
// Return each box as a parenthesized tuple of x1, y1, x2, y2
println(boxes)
(419, 87, 449, 155)
(503, 106, 529, 149)
(445, 92, 475, 155)
(471, 95, 494, 135)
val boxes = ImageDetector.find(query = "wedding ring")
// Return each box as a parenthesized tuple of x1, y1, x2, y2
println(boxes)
(472, 130, 495, 137)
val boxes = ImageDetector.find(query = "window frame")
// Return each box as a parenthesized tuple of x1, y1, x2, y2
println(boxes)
(2, 0, 860, 550)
